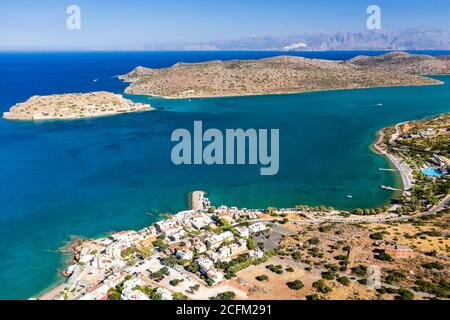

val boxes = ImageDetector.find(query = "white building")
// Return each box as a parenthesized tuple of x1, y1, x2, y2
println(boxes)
(104, 272, 128, 288)
(248, 249, 264, 259)
(169, 229, 186, 242)
(110, 230, 134, 241)
(78, 254, 95, 264)
(190, 213, 213, 230)
(196, 258, 224, 284)
(156, 287, 173, 300)
(249, 222, 268, 234)
(194, 242, 207, 254)
(175, 249, 193, 261)
(207, 239, 247, 263)
(205, 231, 234, 248)
(79, 283, 110, 300)
(216, 212, 234, 224)
(91, 255, 125, 270)
(230, 239, 247, 255)
(105, 242, 130, 259)
(121, 279, 150, 301)
(235, 226, 250, 238)
(155, 219, 182, 236)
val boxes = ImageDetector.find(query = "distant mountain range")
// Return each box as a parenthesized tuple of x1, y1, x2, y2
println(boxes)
(134, 29, 450, 51)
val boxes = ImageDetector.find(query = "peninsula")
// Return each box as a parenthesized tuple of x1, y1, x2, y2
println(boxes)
(120, 52, 450, 99)
(3, 92, 152, 121)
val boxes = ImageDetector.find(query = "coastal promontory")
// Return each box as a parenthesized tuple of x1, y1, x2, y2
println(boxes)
(120, 52, 450, 99)
(3, 91, 152, 121)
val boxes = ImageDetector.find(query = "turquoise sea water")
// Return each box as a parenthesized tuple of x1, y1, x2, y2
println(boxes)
(0, 52, 450, 299)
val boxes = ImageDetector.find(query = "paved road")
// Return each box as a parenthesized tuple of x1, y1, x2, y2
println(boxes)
(253, 193, 449, 226)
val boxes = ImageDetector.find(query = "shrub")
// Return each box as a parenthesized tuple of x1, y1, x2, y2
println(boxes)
(422, 262, 445, 270)
(287, 280, 304, 290)
(319, 225, 332, 233)
(169, 279, 184, 287)
(255, 275, 269, 282)
(291, 251, 302, 261)
(351, 265, 368, 277)
(397, 289, 415, 300)
(321, 272, 335, 280)
(370, 232, 385, 240)
(306, 294, 321, 300)
(313, 280, 332, 294)
(173, 292, 188, 300)
(376, 252, 394, 262)
(266, 264, 284, 274)
(338, 276, 350, 286)
(385, 270, 406, 284)
(210, 291, 236, 300)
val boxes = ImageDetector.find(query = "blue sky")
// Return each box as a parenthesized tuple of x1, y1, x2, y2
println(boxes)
(0, 0, 449, 49)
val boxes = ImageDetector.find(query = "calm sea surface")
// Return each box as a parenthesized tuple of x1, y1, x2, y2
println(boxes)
(0, 51, 449, 299)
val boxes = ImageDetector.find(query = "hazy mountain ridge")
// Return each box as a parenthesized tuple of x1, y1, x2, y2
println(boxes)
(135, 29, 450, 51)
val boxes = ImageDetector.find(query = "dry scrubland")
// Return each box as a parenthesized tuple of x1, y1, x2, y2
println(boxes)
(3, 91, 152, 120)
(224, 210, 449, 300)
(120, 52, 450, 99)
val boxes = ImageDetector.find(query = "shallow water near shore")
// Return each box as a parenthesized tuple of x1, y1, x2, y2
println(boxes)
(0, 51, 450, 299)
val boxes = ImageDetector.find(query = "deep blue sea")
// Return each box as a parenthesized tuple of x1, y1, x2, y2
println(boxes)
(0, 51, 450, 299)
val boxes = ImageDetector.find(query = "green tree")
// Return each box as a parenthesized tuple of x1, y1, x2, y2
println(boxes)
(173, 292, 188, 300)
(246, 238, 257, 250)
(287, 280, 304, 290)
(210, 291, 236, 300)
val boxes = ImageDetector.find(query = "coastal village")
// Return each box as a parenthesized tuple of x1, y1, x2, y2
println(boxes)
(41, 180, 449, 301)
(14, 55, 446, 301)
(38, 112, 450, 301)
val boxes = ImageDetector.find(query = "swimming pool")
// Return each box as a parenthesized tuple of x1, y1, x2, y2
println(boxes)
(421, 166, 446, 177)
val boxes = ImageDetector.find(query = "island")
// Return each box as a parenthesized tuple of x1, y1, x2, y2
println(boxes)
(2, 91, 152, 121)
(119, 52, 450, 99)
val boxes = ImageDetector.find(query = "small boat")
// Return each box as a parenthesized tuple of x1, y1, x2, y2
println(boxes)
(346, 195, 353, 199)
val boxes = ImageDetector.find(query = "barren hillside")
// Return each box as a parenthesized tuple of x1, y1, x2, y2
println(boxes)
(120, 52, 448, 99)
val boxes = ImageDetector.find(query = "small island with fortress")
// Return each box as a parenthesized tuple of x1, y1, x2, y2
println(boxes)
(2, 91, 152, 121)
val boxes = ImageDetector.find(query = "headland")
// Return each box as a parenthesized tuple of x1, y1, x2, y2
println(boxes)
(120, 52, 450, 99)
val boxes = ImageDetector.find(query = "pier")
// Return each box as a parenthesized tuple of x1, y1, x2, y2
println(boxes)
(190, 191, 210, 211)
(380, 185, 402, 191)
